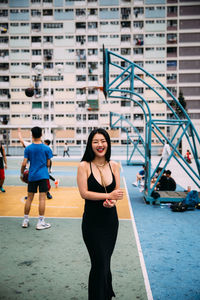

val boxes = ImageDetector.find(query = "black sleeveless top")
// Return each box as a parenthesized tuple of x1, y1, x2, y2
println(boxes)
(83, 162, 117, 225)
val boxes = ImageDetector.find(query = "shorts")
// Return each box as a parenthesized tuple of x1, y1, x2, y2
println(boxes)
(28, 179, 48, 193)
(0, 168, 5, 180)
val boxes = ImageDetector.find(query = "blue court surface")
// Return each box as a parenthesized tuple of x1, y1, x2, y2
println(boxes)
(122, 162, 200, 300)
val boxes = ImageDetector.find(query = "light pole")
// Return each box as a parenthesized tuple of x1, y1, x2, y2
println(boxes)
(34, 64, 63, 143)
(81, 102, 89, 157)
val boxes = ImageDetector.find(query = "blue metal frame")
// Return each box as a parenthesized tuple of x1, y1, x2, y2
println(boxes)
(110, 112, 145, 165)
(103, 48, 200, 203)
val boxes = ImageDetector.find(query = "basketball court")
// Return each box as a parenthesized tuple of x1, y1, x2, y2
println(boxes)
(1, 157, 200, 300)
(0, 157, 151, 300)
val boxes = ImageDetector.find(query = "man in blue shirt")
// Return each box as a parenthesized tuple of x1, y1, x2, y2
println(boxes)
(20, 127, 53, 230)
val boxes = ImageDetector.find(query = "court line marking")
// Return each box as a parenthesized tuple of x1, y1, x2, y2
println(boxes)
(121, 164, 153, 300)
(0, 216, 131, 220)
(0, 216, 82, 219)
(20, 197, 79, 209)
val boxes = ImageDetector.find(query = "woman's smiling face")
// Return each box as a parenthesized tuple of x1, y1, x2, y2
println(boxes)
(92, 133, 108, 158)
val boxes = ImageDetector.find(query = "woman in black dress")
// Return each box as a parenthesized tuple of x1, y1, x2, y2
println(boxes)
(77, 128, 123, 300)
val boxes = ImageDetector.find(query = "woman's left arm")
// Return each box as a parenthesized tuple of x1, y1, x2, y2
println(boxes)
(103, 161, 122, 208)
(111, 161, 121, 190)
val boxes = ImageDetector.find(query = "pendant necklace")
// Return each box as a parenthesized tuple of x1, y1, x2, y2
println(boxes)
(94, 162, 107, 193)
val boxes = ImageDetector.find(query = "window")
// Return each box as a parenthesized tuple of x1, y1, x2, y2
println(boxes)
(88, 8, 97, 16)
(156, 20, 165, 24)
(121, 100, 131, 107)
(43, 9, 53, 16)
(88, 49, 98, 55)
(0, 10, 8, 17)
(44, 62, 53, 69)
(66, 35, 74, 40)
(100, 22, 108, 26)
(88, 75, 98, 81)
(32, 114, 42, 120)
(146, 20, 154, 24)
(32, 36, 41, 43)
(76, 35, 85, 43)
(32, 49, 41, 55)
(121, 21, 131, 28)
(21, 36, 29, 40)
(32, 102, 42, 109)
(10, 10, 19, 14)
(43, 23, 63, 29)
(121, 48, 131, 55)
(0, 37, 8, 43)
(133, 48, 143, 55)
(156, 33, 165, 38)
(12, 114, 20, 118)
(133, 21, 143, 29)
(121, 35, 131, 42)
(88, 35, 98, 42)
(110, 21, 119, 25)
(20, 10, 29, 14)
(146, 47, 154, 51)
(31, 10, 41, 17)
(76, 89, 86, 95)
(76, 22, 86, 29)
(21, 23, 29, 27)
(100, 8, 108, 12)
(76, 62, 86, 69)
(110, 35, 119, 39)
(11, 49, 19, 53)
(76, 75, 86, 81)
(76, 9, 86, 16)
(88, 114, 98, 120)
(88, 22, 98, 29)
(65, 62, 74, 66)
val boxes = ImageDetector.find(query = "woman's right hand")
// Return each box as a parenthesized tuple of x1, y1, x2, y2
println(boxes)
(109, 189, 123, 200)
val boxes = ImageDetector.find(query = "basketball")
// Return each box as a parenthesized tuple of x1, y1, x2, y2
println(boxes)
(25, 87, 34, 97)
(22, 169, 29, 184)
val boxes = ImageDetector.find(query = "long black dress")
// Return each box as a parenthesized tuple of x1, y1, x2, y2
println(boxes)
(82, 162, 119, 300)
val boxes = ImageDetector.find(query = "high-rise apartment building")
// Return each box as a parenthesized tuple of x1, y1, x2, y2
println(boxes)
(0, 0, 199, 151)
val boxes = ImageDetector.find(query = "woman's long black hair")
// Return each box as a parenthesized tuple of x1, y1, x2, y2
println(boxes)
(81, 128, 111, 162)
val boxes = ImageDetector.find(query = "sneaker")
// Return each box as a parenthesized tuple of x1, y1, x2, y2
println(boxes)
(132, 181, 138, 186)
(54, 179, 59, 188)
(139, 187, 144, 193)
(0, 187, 5, 192)
(36, 221, 51, 230)
(22, 218, 29, 228)
(140, 181, 144, 187)
(47, 191, 52, 199)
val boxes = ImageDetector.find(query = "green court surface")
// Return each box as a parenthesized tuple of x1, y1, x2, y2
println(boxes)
(0, 218, 147, 300)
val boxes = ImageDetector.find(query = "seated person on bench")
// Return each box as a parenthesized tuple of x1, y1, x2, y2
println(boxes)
(165, 170, 176, 191)
(156, 169, 176, 191)
(132, 165, 145, 187)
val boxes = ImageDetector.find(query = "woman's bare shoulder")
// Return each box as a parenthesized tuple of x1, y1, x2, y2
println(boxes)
(78, 161, 90, 169)
(109, 160, 120, 169)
